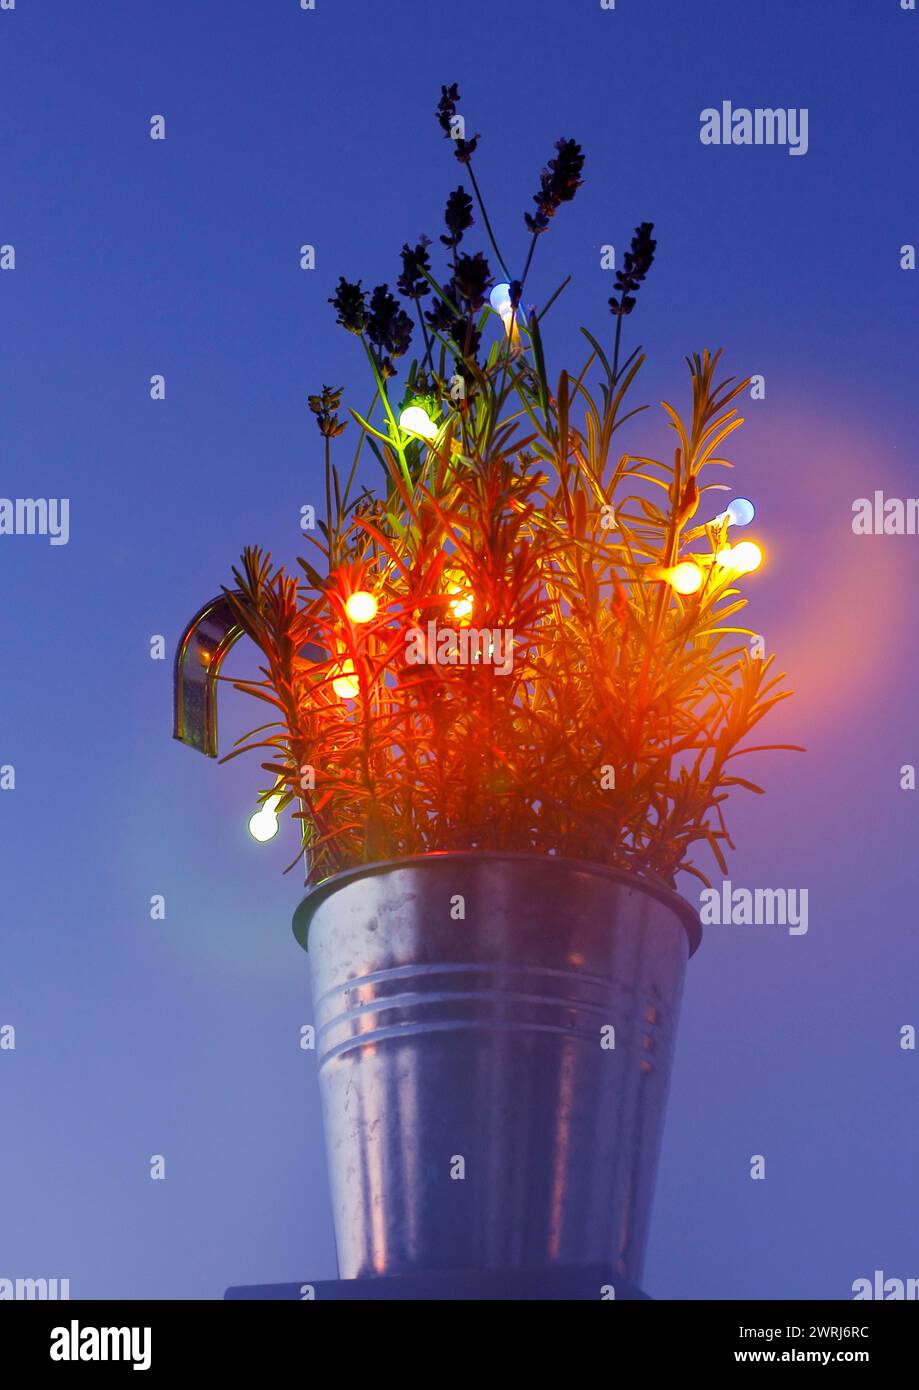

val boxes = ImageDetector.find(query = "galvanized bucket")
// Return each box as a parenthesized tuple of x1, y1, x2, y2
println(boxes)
(293, 852, 700, 1286)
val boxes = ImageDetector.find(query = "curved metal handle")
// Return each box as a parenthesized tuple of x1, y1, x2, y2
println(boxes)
(173, 594, 246, 758)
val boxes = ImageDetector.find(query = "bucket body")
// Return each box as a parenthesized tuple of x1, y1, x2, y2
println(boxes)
(294, 852, 699, 1285)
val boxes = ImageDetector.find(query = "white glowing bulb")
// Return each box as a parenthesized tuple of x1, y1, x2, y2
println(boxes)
(248, 793, 281, 843)
(399, 405, 438, 441)
(490, 283, 513, 315)
(489, 282, 525, 340)
(714, 497, 756, 528)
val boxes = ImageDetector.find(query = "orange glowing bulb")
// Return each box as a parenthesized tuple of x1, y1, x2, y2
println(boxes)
(332, 660, 359, 699)
(717, 542, 763, 574)
(667, 561, 704, 595)
(345, 591, 378, 623)
(449, 586, 474, 621)
(731, 541, 763, 573)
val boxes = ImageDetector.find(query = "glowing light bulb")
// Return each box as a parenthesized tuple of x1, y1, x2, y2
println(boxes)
(715, 497, 756, 528)
(667, 561, 704, 595)
(489, 282, 525, 343)
(332, 659, 360, 699)
(716, 541, 763, 573)
(444, 578, 472, 622)
(731, 541, 763, 573)
(248, 793, 281, 843)
(399, 405, 438, 441)
(345, 590, 378, 623)
(727, 498, 755, 526)
(490, 283, 513, 315)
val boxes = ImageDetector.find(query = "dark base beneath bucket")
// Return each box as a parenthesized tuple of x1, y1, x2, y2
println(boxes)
(225, 1267, 650, 1300)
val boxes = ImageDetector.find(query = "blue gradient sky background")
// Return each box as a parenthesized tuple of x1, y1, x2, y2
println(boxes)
(2, 0, 918, 1299)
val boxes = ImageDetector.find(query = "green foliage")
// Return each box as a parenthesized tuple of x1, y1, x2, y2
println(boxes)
(221, 88, 798, 889)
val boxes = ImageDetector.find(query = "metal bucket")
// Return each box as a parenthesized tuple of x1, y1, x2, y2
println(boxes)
(293, 852, 700, 1285)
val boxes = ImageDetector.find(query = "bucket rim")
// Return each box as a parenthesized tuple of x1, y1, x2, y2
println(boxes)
(292, 851, 702, 957)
